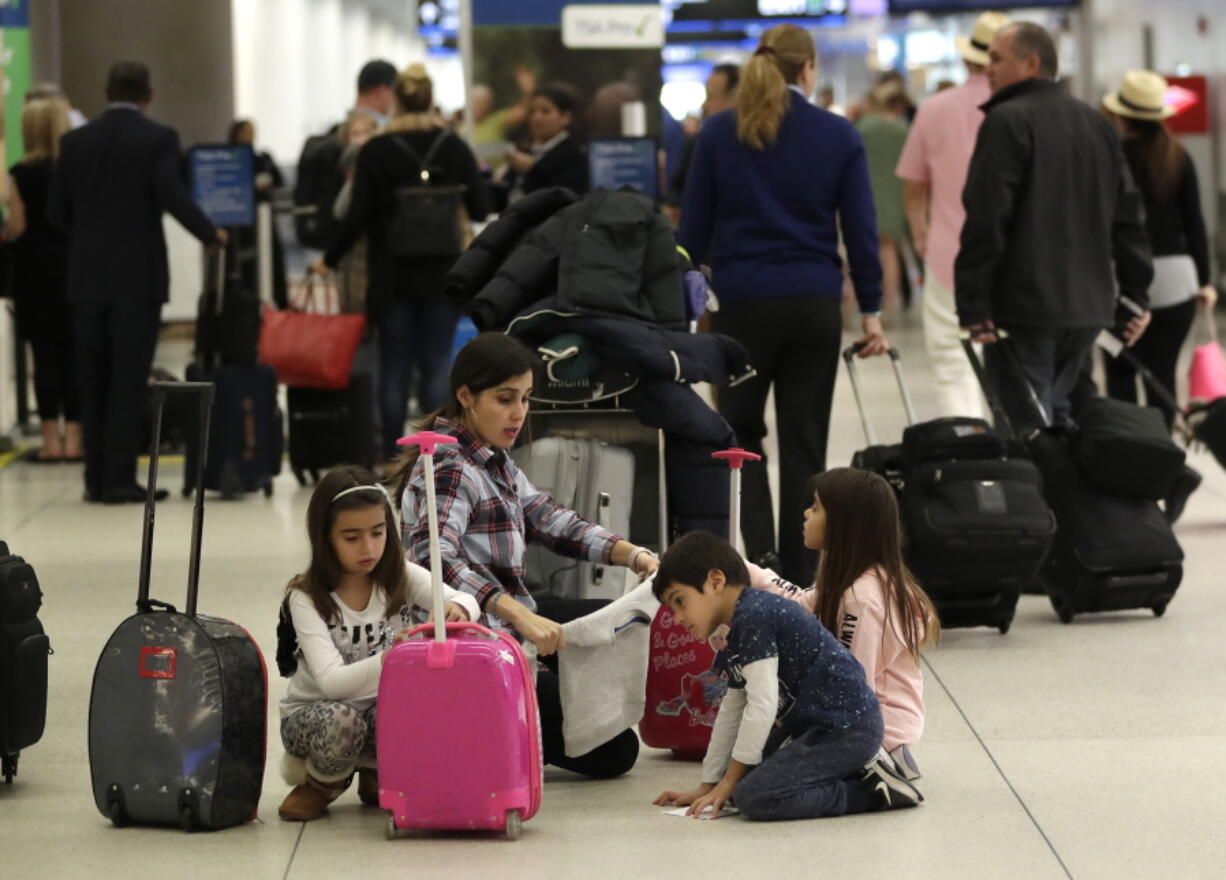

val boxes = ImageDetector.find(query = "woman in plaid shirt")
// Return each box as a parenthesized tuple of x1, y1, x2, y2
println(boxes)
(392, 332, 657, 778)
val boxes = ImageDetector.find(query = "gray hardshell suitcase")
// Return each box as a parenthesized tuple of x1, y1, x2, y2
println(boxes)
(512, 437, 634, 601)
(88, 382, 268, 831)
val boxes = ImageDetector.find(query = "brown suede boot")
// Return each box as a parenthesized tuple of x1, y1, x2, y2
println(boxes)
(357, 768, 380, 807)
(278, 773, 352, 821)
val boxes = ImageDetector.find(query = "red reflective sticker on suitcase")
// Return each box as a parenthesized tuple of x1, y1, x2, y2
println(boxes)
(138, 646, 177, 679)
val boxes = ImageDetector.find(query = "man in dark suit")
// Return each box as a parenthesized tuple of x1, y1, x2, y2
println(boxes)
(49, 61, 225, 503)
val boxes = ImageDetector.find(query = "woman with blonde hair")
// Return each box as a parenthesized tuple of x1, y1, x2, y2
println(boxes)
(5, 97, 80, 461)
(678, 24, 888, 586)
(314, 64, 490, 461)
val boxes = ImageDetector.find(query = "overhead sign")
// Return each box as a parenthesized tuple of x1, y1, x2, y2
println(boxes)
(188, 144, 255, 228)
(562, 4, 664, 49)
(589, 137, 658, 201)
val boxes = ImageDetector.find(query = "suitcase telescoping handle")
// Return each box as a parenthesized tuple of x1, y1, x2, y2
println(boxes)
(396, 431, 459, 644)
(1095, 330, 1191, 427)
(840, 345, 917, 446)
(959, 332, 1051, 440)
(138, 381, 216, 618)
(711, 448, 762, 555)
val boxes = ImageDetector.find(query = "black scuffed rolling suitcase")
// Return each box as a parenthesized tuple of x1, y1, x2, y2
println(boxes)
(0, 542, 51, 784)
(287, 373, 376, 485)
(844, 345, 1055, 633)
(89, 382, 268, 831)
(964, 337, 1184, 623)
(196, 245, 260, 367)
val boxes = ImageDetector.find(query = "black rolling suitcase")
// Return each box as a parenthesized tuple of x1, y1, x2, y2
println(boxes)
(0, 542, 51, 784)
(844, 345, 1055, 633)
(89, 382, 268, 831)
(195, 244, 260, 367)
(185, 249, 283, 499)
(287, 373, 376, 485)
(963, 336, 1184, 623)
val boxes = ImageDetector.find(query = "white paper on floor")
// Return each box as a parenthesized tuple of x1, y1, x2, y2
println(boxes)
(663, 806, 740, 820)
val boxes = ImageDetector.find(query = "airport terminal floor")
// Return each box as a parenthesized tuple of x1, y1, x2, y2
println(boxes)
(2, 318, 1224, 879)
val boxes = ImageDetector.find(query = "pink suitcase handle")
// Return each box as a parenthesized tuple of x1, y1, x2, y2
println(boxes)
(403, 621, 501, 642)
(396, 431, 458, 643)
(397, 431, 458, 456)
(711, 448, 761, 551)
(711, 448, 762, 470)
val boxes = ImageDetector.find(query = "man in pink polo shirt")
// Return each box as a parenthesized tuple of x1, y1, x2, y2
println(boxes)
(896, 12, 1009, 418)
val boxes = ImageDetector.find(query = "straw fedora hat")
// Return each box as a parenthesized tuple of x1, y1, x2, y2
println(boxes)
(955, 12, 1010, 67)
(1103, 70, 1174, 120)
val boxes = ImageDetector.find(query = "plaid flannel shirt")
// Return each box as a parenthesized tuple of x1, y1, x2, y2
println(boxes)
(401, 418, 622, 626)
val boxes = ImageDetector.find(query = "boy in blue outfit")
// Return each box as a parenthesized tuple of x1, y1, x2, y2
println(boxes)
(652, 531, 922, 820)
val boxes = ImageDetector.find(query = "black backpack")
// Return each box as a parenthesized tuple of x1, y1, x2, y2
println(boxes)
(292, 126, 344, 250)
(386, 131, 469, 260)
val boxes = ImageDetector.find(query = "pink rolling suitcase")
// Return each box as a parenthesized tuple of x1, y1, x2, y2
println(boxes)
(377, 431, 542, 840)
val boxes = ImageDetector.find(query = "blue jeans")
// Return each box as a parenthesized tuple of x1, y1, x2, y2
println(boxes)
(733, 711, 883, 821)
(378, 296, 461, 459)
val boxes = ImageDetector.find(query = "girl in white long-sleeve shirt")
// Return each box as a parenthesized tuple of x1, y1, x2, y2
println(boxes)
(277, 466, 479, 822)
(749, 467, 940, 778)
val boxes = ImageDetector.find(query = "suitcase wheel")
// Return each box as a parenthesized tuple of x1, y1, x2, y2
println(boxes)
(997, 617, 1013, 636)
(505, 809, 522, 841)
(1152, 602, 1168, 618)
(263, 479, 274, 498)
(107, 800, 127, 828)
(385, 813, 400, 841)
(181, 805, 195, 833)
(1052, 598, 1075, 625)
(2, 753, 15, 784)
(181, 485, 192, 499)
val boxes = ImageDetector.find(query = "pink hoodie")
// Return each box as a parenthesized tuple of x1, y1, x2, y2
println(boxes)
(746, 563, 925, 751)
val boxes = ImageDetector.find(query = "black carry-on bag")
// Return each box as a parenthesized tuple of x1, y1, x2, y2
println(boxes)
(0, 541, 52, 784)
(962, 336, 1183, 624)
(89, 382, 268, 831)
(185, 248, 283, 499)
(287, 373, 377, 485)
(844, 345, 1055, 633)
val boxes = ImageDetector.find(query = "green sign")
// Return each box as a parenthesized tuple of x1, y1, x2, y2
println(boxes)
(4, 23, 32, 164)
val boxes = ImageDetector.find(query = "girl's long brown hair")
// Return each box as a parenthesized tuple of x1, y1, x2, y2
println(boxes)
(812, 468, 939, 658)
(735, 23, 816, 150)
(286, 465, 408, 623)
(1118, 116, 1185, 203)
(390, 332, 539, 505)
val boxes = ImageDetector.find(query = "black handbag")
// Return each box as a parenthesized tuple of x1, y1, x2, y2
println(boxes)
(386, 131, 468, 259)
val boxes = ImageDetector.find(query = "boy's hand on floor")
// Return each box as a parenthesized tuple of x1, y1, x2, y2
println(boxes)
(685, 781, 735, 818)
(653, 783, 714, 808)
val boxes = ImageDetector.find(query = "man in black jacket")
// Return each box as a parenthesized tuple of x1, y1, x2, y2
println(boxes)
(49, 62, 224, 503)
(956, 23, 1153, 431)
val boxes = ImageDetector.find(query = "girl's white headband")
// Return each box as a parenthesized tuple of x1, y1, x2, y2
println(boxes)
(331, 484, 390, 504)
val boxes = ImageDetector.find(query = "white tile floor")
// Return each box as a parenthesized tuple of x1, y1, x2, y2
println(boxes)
(3, 316, 1225, 879)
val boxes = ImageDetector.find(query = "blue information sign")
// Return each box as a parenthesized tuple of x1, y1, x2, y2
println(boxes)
(188, 144, 255, 228)
(589, 138, 658, 201)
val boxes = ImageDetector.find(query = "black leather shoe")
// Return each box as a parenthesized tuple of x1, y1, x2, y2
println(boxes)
(1164, 466, 1202, 525)
(102, 484, 170, 504)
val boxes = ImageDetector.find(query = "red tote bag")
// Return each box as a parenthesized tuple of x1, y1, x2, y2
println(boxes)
(258, 275, 366, 389)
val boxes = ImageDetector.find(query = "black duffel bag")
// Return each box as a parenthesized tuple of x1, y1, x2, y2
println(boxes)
(1071, 397, 1185, 500)
(902, 417, 1007, 464)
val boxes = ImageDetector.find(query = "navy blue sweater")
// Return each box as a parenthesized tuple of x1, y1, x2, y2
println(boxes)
(678, 91, 883, 312)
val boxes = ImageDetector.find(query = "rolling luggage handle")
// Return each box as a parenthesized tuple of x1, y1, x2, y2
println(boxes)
(396, 431, 458, 645)
(138, 382, 215, 618)
(959, 332, 1052, 439)
(712, 448, 762, 554)
(841, 344, 917, 446)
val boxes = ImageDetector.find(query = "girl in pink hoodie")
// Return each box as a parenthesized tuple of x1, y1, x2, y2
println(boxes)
(749, 468, 940, 778)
